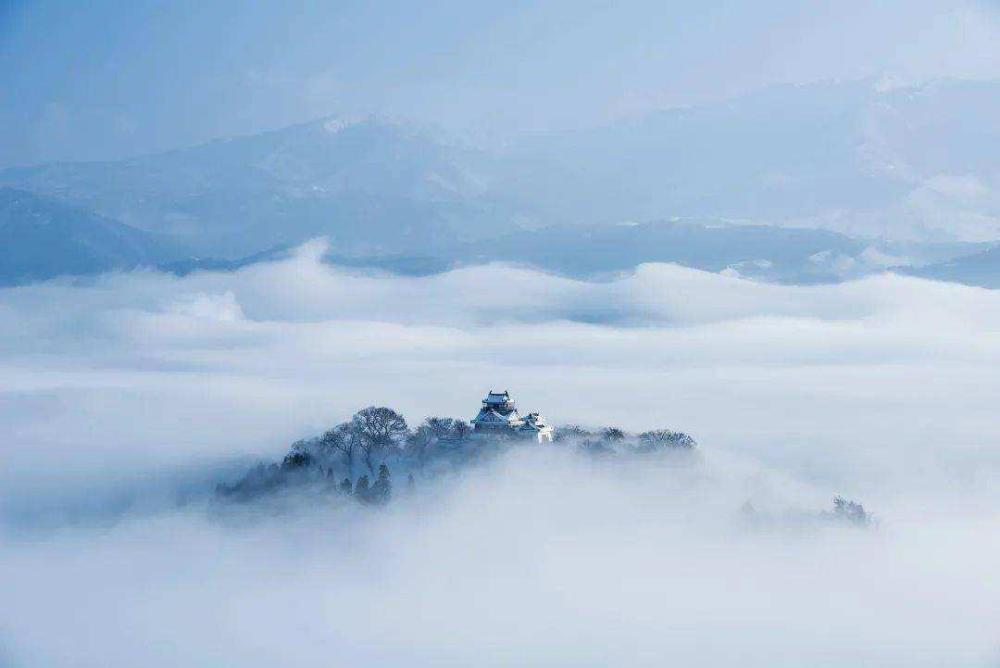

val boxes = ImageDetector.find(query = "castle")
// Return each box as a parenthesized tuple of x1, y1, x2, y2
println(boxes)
(470, 390, 554, 443)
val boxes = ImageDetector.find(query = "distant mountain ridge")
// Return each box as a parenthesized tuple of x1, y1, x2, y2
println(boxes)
(496, 79, 1000, 242)
(0, 117, 515, 258)
(0, 79, 997, 286)
(459, 218, 986, 284)
(0, 188, 176, 285)
(0, 192, 990, 287)
(900, 245, 1000, 288)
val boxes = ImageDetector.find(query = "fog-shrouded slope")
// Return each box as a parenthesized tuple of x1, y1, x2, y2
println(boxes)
(0, 188, 174, 285)
(457, 219, 985, 284)
(0, 118, 517, 258)
(153, 218, 984, 286)
(161, 245, 455, 278)
(900, 245, 1000, 288)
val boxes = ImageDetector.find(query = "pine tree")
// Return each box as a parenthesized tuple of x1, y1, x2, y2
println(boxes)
(372, 464, 392, 504)
(354, 475, 370, 500)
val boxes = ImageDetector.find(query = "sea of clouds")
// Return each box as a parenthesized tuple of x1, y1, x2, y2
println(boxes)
(1, 240, 999, 666)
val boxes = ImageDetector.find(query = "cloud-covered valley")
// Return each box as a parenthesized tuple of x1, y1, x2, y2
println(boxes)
(2, 241, 999, 666)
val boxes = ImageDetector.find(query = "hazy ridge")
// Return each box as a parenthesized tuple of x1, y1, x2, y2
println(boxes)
(1, 79, 997, 287)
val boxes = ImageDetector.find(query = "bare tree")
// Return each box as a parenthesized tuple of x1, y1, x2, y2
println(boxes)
(353, 406, 409, 445)
(318, 428, 342, 459)
(320, 422, 363, 476)
(353, 406, 409, 474)
(424, 417, 457, 439)
(407, 417, 471, 467)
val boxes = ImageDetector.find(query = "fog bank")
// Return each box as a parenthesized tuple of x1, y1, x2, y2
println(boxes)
(1, 242, 999, 665)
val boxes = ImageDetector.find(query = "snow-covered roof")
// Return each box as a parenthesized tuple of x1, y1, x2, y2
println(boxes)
(472, 407, 522, 425)
(483, 390, 511, 404)
(472, 390, 552, 438)
(521, 412, 548, 427)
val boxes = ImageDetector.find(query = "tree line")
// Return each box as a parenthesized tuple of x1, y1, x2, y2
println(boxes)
(216, 405, 698, 503)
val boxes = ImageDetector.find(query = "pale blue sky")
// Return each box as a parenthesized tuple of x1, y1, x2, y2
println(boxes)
(1, 0, 998, 166)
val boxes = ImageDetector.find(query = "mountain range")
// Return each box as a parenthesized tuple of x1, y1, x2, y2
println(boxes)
(1, 78, 997, 287)
(902, 245, 1000, 288)
(495, 78, 1000, 242)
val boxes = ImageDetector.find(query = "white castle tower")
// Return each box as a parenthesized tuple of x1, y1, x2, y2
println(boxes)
(470, 390, 554, 443)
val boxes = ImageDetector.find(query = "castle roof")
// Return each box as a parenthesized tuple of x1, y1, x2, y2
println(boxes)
(470, 389, 555, 441)
(518, 412, 552, 432)
(472, 406, 523, 426)
(484, 390, 511, 404)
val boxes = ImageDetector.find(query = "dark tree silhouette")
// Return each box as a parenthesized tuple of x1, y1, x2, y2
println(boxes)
(371, 464, 392, 505)
(216, 401, 707, 506)
(407, 416, 469, 465)
(832, 496, 871, 527)
(353, 406, 409, 445)
(637, 430, 697, 450)
(321, 422, 363, 474)
(602, 427, 626, 442)
(281, 451, 313, 470)
(290, 439, 313, 455)
(354, 475, 370, 499)
(424, 417, 458, 439)
(353, 406, 409, 474)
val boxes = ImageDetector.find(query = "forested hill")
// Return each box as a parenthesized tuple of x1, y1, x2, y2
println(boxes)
(213, 404, 874, 529)
(216, 405, 696, 505)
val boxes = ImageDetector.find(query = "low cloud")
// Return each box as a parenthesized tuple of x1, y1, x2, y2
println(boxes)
(1, 241, 999, 666)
